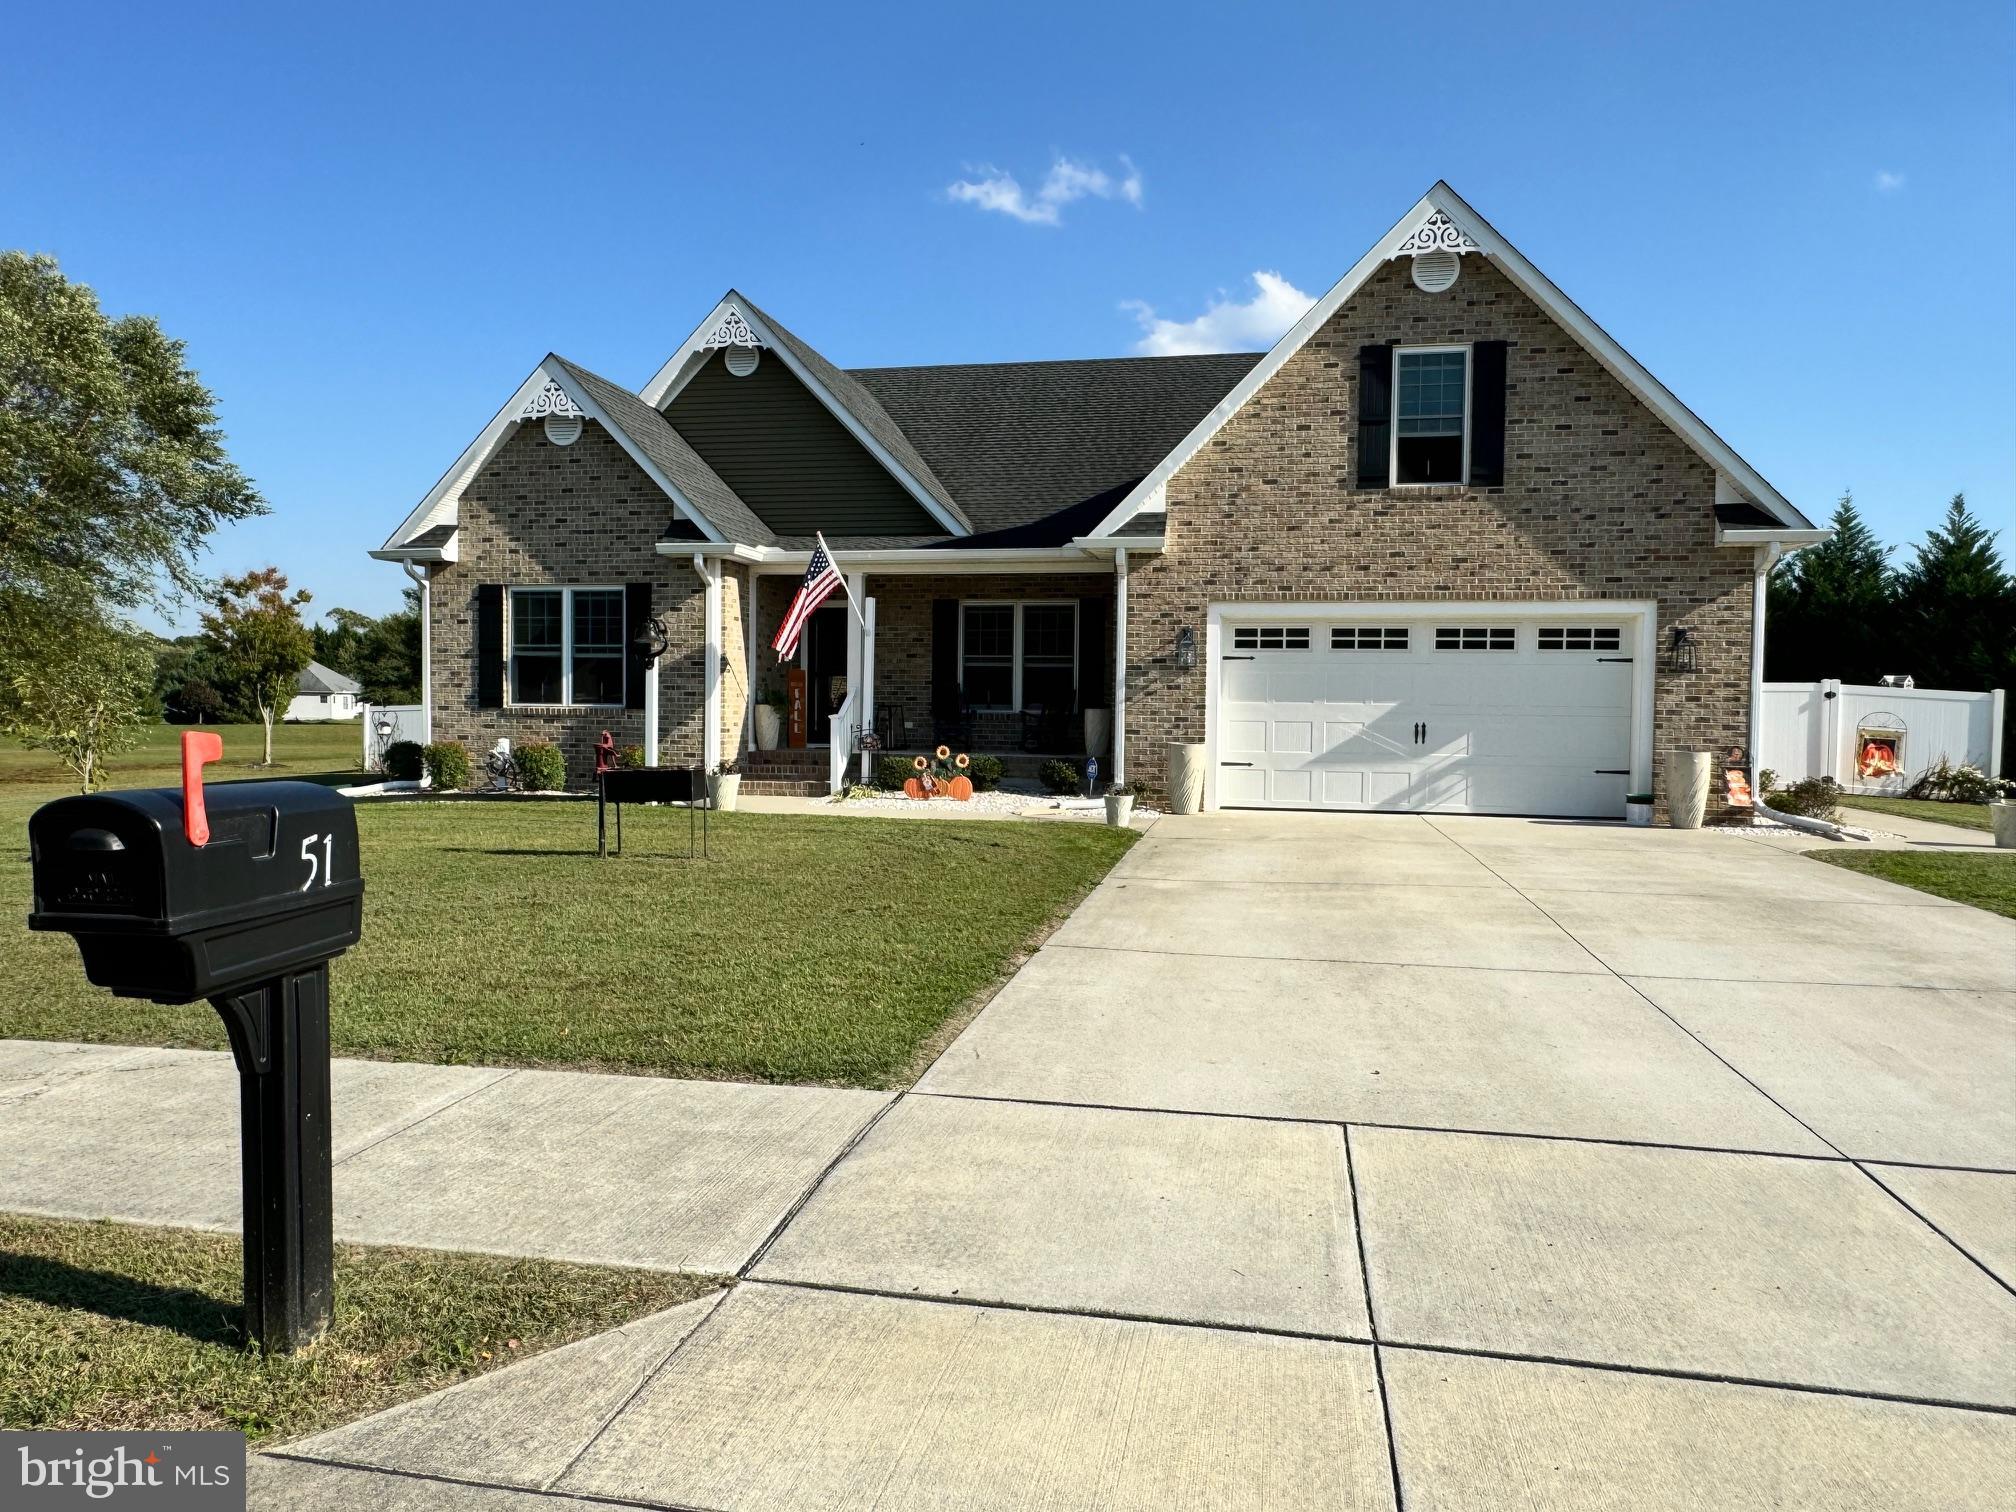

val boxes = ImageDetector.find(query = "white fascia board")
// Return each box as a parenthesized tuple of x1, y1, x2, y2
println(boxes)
(640, 294, 970, 538)
(1070, 535, 1167, 557)
(1087, 181, 1814, 536)
(1717, 526, 1832, 548)
(377, 365, 556, 551)
(657, 542, 1119, 575)
(367, 540, 456, 564)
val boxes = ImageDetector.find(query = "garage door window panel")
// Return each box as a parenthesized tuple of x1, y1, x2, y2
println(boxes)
(1331, 626, 1410, 650)
(1394, 347, 1470, 485)
(1232, 626, 1311, 650)
(1434, 626, 1516, 651)
(1538, 626, 1623, 652)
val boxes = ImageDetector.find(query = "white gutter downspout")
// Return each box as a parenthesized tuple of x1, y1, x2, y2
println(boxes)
(401, 560, 432, 744)
(1750, 541, 1868, 842)
(1112, 547, 1128, 786)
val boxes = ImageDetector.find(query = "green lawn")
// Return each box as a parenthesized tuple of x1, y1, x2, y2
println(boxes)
(1809, 850, 2016, 919)
(1837, 793, 1994, 832)
(0, 1213, 721, 1441)
(1, 724, 1136, 1085)
(0, 720, 365, 789)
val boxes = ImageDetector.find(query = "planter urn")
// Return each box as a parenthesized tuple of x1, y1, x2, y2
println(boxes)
(754, 706, 782, 751)
(1167, 741, 1207, 815)
(708, 773, 742, 812)
(1993, 801, 2016, 850)
(1105, 792, 1135, 827)
(1083, 707, 1112, 758)
(1666, 752, 1712, 831)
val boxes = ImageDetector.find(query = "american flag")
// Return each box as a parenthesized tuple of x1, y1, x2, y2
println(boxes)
(771, 538, 844, 660)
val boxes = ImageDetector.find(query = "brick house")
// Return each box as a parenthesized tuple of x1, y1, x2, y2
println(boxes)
(373, 183, 1824, 818)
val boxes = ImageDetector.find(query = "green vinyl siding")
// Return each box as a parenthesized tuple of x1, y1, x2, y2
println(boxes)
(666, 349, 943, 536)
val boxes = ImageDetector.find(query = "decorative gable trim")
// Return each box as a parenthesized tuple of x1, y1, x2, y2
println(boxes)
(520, 379, 585, 419)
(700, 307, 764, 349)
(1084, 181, 1813, 536)
(1392, 209, 1480, 255)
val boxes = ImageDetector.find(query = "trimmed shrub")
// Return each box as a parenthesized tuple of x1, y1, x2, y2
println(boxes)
(1768, 775, 1842, 820)
(1906, 757, 1997, 805)
(874, 754, 914, 791)
(383, 740, 424, 781)
(421, 741, 471, 791)
(966, 753, 1004, 792)
(1037, 758, 1082, 796)
(618, 744, 646, 770)
(512, 742, 567, 792)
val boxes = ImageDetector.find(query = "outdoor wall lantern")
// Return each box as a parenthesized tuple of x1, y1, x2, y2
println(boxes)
(633, 615, 670, 666)
(1175, 627, 1197, 669)
(1666, 625, 1698, 674)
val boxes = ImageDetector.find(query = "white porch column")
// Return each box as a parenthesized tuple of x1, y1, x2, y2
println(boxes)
(1113, 547, 1129, 786)
(744, 569, 760, 750)
(860, 595, 877, 782)
(402, 561, 433, 744)
(845, 572, 866, 766)
(696, 554, 722, 770)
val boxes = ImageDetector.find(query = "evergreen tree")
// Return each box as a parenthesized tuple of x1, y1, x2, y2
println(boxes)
(1892, 494, 2015, 692)
(1766, 492, 1893, 683)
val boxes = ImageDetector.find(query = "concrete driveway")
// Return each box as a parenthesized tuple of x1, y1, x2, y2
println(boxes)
(264, 813, 2016, 1511)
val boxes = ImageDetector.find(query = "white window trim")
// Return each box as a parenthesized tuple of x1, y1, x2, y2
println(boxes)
(508, 585, 626, 708)
(1391, 343, 1472, 488)
(958, 599, 1079, 713)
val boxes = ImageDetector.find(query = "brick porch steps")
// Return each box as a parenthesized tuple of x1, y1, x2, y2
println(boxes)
(741, 778, 829, 797)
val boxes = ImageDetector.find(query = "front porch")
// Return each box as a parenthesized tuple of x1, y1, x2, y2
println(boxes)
(733, 566, 1127, 791)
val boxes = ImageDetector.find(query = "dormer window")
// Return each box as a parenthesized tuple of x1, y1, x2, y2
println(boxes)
(1393, 346, 1470, 485)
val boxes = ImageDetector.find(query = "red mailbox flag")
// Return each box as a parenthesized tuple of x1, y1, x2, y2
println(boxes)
(181, 731, 224, 846)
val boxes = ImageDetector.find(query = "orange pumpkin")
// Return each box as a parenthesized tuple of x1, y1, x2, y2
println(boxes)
(902, 777, 926, 799)
(947, 776, 975, 800)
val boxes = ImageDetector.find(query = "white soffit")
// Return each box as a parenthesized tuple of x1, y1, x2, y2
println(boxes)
(1084, 182, 1813, 535)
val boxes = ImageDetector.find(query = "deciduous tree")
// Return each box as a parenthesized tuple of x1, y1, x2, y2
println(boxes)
(0, 603, 156, 791)
(201, 567, 312, 765)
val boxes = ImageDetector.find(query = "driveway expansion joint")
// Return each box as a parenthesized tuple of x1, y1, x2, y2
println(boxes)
(261, 1452, 725, 1512)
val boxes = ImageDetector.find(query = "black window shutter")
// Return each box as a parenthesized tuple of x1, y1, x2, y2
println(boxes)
(1355, 345, 1392, 489)
(931, 599, 960, 716)
(1077, 597, 1107, 711)
(1470, 340, 1509, 488)
(475, 585, 504, 709)
(624, 583, 651, 710)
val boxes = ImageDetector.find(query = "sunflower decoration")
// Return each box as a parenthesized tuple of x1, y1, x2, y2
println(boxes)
(954, 753, 971, 770)
(935, 745, 952, 761)
(912, 755, 928, 772)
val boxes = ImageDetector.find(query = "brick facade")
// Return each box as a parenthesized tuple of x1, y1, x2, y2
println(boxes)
(1125, 255, 1755, 818)
(427, 420, 718, 782)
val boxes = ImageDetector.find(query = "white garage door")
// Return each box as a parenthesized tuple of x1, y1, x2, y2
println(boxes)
(1216, 616, 1635, 818)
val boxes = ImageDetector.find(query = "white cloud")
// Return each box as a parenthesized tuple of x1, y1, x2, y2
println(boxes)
(1875, 169, 1906, 192)
(947, 154, 1143, 226)
(1124, 271, 1316, 356)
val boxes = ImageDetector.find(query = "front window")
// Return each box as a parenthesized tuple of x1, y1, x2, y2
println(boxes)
(961, 601, 1079, 712)
(510, 587, 625, 706)
(1394, 347, 1469, 485)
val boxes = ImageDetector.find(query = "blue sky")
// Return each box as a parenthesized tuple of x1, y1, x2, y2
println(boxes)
(6, 1, 2010, 634)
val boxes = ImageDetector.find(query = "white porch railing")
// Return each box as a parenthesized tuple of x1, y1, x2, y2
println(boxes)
(828, 688, 858, 795)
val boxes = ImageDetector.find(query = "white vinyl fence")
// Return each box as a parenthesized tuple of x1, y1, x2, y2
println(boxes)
(1761, 681, 2006, 794)
(359, 703, 427, 773)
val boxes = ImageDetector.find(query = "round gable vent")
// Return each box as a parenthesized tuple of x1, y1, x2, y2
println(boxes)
(543, 413, 583, 446)
(1411, 249, 1462, 293)
(724, 345, 761, 377)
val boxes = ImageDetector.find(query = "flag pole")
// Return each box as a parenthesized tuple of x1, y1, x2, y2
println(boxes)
(816, 532, 867, 626)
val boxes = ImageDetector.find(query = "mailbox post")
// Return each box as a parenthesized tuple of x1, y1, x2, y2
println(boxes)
(27, 733, 362, 1353)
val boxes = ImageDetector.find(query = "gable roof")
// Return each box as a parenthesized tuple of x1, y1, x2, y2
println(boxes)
(848, 354, 1261, 535)
(297, 661, 360, 697)
(1085, 181, 1816, 537)
(376, 355, 773, 555)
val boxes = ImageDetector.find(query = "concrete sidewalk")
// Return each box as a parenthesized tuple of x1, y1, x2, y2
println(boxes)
(0, 1042, 888, 1273)
(238, 811, 2014, 1510)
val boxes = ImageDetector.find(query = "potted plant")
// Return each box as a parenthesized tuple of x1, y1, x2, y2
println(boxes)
(754, 681, 786, 751)
(1992, 780, 2016, 849)
(708, 760, 742, 812)
(1104, 783, 1136, 827)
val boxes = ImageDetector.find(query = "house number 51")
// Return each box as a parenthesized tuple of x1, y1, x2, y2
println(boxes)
(299, 833, 335, 890)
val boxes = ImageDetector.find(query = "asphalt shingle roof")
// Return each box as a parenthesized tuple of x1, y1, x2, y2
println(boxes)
(297, 661, 360, 696)
(550, 355, 776, 547)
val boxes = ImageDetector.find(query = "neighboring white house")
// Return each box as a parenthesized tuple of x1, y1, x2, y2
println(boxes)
(286, 661, 363, 722)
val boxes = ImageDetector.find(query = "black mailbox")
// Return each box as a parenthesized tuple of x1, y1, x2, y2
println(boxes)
(29, 780, 361, 1002)
(26, 734, 363, 1353)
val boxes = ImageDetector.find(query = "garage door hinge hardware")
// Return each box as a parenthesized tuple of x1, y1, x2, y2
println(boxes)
(1597, 656, 1633, 663)
(1222, 654, 1256, 661)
